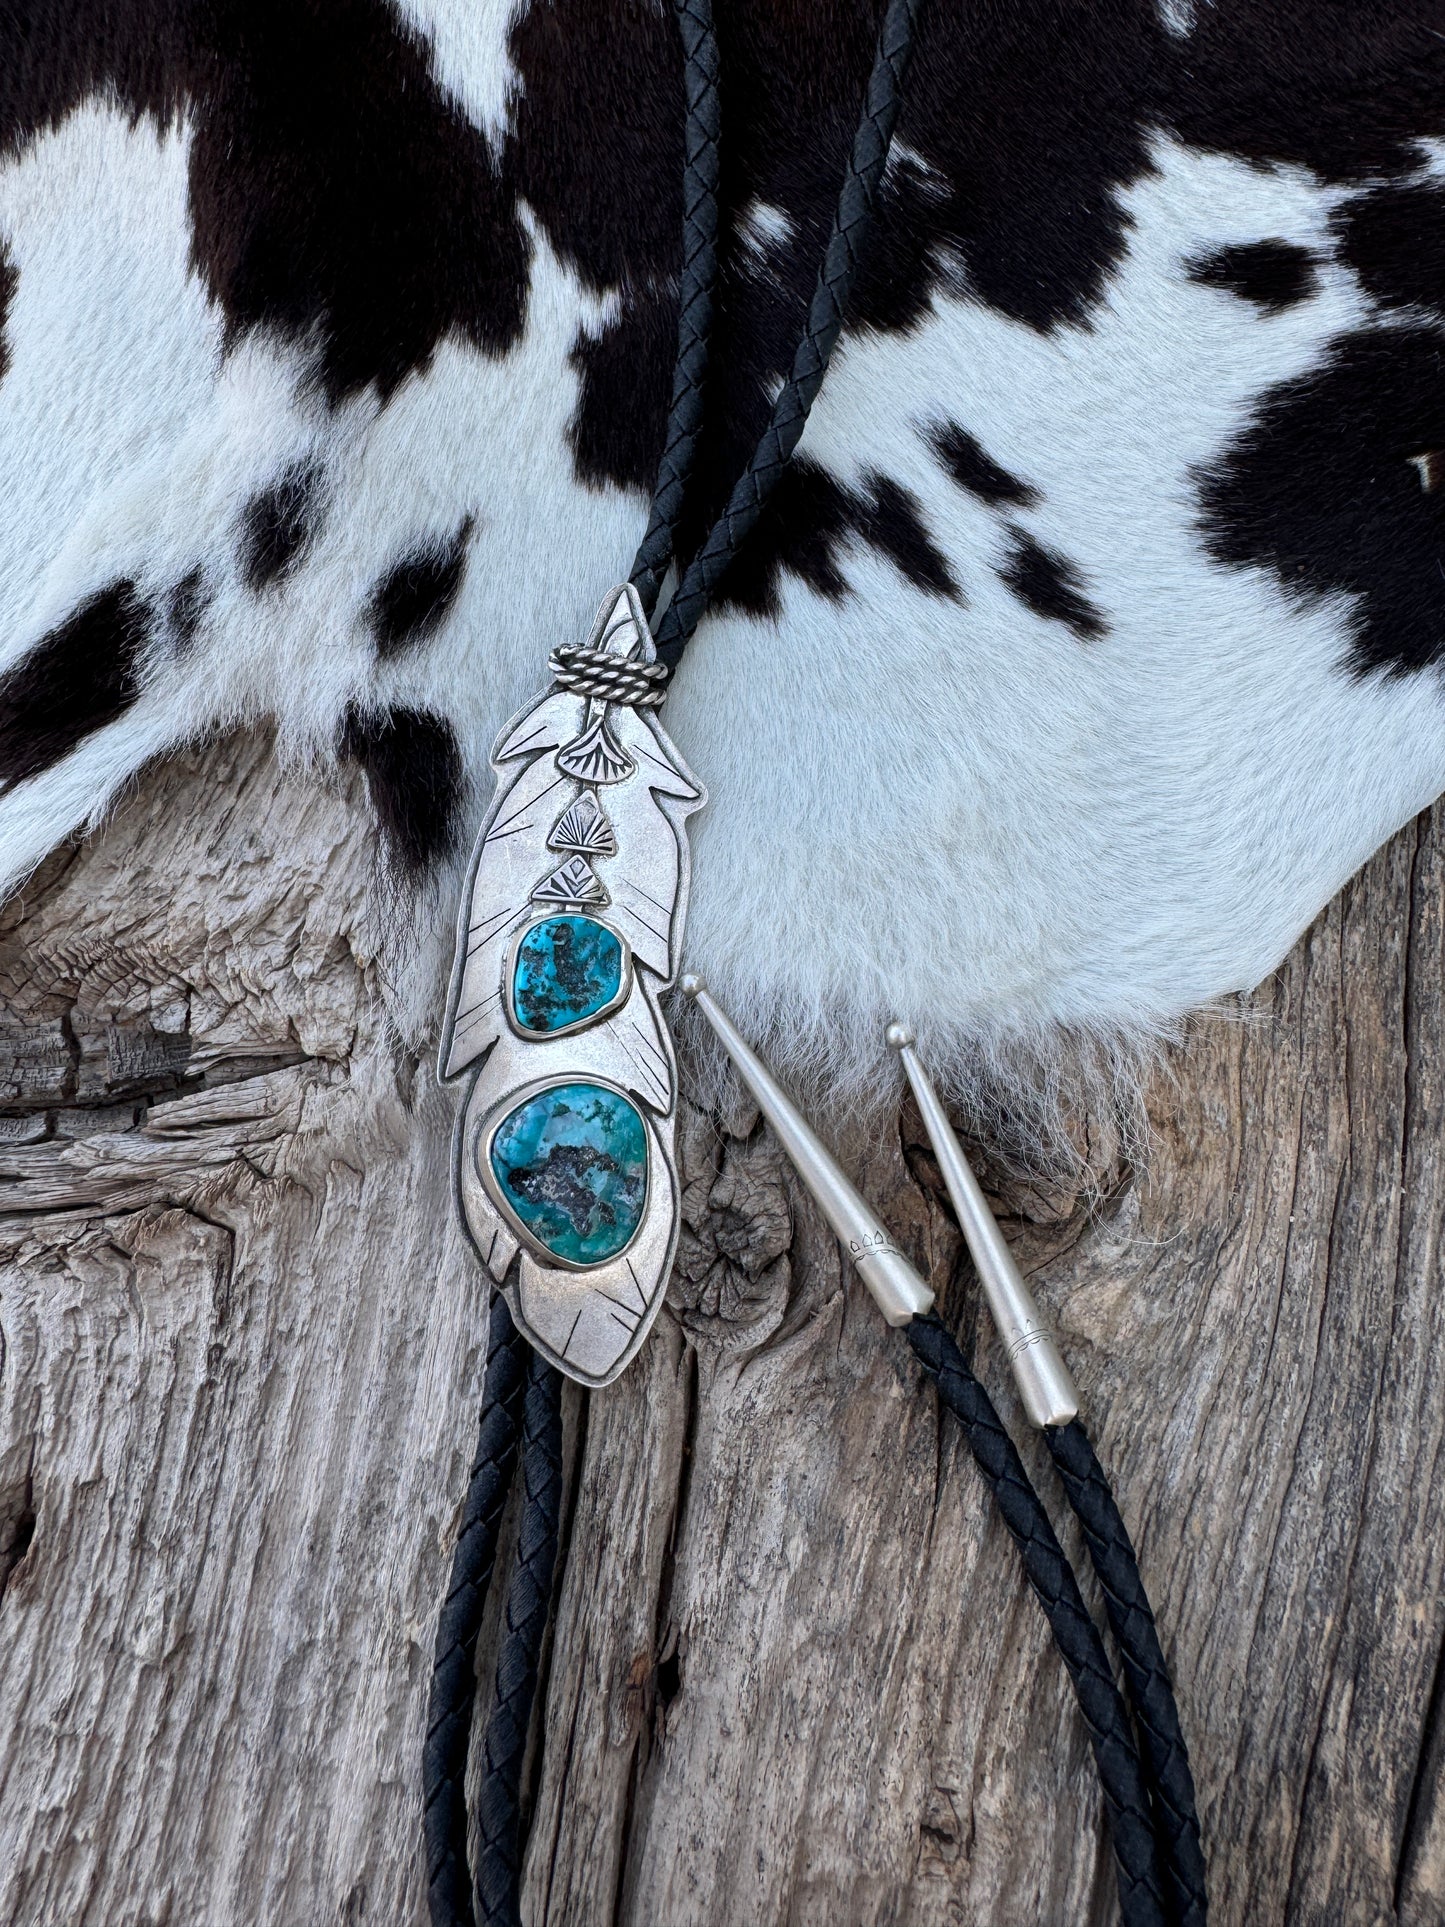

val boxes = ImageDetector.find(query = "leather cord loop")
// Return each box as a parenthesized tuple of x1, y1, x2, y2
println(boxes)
(1046, 1419, 1208, 1926)
(472, 1349, 565, 1927)
(908, 1312, 1171, 1927)
(423, 1294, 530, 1927)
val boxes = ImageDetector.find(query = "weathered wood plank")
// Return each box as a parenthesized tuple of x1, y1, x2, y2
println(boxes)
(1, 735, 1443, 1925)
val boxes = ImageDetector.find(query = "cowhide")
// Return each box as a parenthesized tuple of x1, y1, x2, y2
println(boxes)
(0, 0, 1443, 1106)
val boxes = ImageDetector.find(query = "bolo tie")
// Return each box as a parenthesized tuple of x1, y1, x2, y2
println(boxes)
(422, 2, 1209, 1922)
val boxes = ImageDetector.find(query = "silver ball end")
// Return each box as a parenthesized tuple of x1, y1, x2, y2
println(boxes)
(678, 971, 706, 1001)
(884, 1020, 915, 1052)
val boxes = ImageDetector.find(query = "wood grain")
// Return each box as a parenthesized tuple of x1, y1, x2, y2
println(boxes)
(1, 734, 1443, 1925)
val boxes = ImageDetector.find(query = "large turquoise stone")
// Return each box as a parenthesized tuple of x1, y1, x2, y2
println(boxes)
(512, 916, 623, 1035)
(489, 1082, 648, 1265)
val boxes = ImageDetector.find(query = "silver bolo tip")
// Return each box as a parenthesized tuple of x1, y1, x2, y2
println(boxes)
(886, 1021, 1080, 1429)
(683, 977, 933, 1326)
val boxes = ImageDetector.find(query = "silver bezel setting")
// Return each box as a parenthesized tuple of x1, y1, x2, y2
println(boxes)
(502, 911, 635, 1043)
(475, 1072, 652, 1273)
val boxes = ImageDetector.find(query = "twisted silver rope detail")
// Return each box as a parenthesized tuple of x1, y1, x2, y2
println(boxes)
(548, 645, 670, 708)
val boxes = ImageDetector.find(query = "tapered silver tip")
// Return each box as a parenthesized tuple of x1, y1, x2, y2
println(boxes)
(686, 979, 933, 1325)
(891, 1036, 1081, 1428)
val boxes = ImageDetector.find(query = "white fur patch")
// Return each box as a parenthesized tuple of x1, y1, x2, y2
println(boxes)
(737, 200, 796, 263)
(0, 105, 1441, 1112)
(388, 0, 526, 144)
(0, 104, 221, 651)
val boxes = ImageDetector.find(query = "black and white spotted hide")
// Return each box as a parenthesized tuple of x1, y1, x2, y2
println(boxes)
(1, 0, 1444, 1100)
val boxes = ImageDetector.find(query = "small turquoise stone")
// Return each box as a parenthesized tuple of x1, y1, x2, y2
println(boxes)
(512, 915, 623, 1035)
(489, 1082, 647, 1265)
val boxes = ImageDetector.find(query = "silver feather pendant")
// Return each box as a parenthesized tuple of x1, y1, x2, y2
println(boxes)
(439, 585, 705, 1386)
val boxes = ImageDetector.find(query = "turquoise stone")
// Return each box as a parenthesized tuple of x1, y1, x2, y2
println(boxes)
(512, 916, 623, 1035)
(489, 1082, 648, 1265)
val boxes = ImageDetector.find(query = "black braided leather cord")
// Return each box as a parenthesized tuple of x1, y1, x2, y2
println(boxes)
(908, 1315, 1167, 1927)
(629, 0, 721, 619)
(1047, 1421, 1208, 1927)
(424, 1294, 530, 1927)
(652, 0, 924, 669)
(473, 1349, 564, 1927)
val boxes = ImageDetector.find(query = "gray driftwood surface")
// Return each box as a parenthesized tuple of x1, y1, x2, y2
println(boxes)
(2, 732, 1444, 1927)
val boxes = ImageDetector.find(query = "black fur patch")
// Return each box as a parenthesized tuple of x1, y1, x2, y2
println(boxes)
(370, 519, 473, 659)
(0, 0, 527, 404)
(716, 460, 958, 613)
(1187, 239, 1319, 313)
(569, 294, 676, 496)
(508, 0, 681, 294)
(0, 243, 15, 383)
(715, 463, 855, 610)
(1198, 326, 1445, 677)
(0, 583, 148, 791)
(240, 461, 322, 590)
(1000, 532, 1108, 641)
(928, 422, 1038, 507)
(855, 474, 959, 599)
(338, 705, 464, 876)
(900, 0, 1164, 332)
(188, 1, 527, 400)
(1334, 183, 1445, 316)
(165, 569, 208, 653)
(1171, 8, 1445, 182)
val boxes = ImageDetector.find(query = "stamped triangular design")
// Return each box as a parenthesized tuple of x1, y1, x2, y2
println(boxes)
(549, 794, 617, 857)
(532, 854, 610, 907)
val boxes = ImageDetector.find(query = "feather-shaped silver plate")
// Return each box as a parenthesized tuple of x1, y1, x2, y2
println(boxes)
(439, 585, 704, 1387)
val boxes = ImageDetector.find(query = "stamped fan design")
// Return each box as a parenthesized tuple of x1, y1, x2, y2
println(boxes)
(556, 714, 634, 785)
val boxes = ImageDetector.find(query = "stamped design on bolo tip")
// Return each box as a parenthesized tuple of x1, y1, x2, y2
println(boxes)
(439, 584, 704, 1388)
